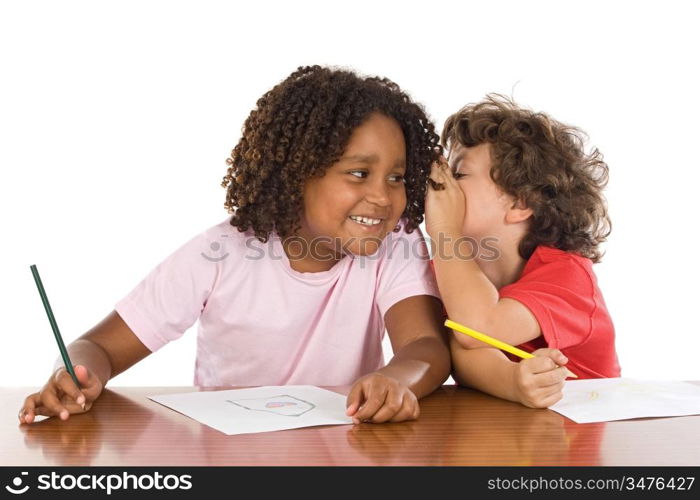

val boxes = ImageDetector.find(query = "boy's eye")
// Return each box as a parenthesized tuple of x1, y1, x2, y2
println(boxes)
(389, 174, 405, 183)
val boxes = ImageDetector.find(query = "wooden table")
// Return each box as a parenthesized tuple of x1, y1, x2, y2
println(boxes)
(3, 385, 699, 466)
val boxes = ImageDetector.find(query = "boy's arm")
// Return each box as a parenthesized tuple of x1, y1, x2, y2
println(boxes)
(450, 335, 569, 408)
(432, 228, 540, 348)
(449, 336, 519, 402)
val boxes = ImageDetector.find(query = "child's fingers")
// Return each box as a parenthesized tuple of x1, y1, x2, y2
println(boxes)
(528, 349, 569, 373)
(18, 368, 98, 425)
(428, 163, 445, 190)
(73, 365, 103, 401)
(532, 348, 568, 366)
(54, 369, 85, 406)
(436, 157, 457, 186)
(345, 383, 365, 418)
(531, 366, 569, 388)
(523, 355, 558, 375)
(18, 393, 40, 424)
(345, 400, 360, 418)
(364, 390, 405, 424)
(544, 379, 566, 397)
(22, 394, 68, 422)
(32, 405, 60, 417)
(57, 396, 89, 414)
(520, 380, 565, 408)
(353, 385, 388, 424)
(539, 390, 564, 408)
(430, 160, 454, 191)
(531, 349, 577, 378)
(534, 375, 565, 398)
(41, 396, 86, 419)
(435, 161, 449, 183)
(388, 393, 420, 423)
(74, 364, 92, 388)
(37, 385, 70, 420)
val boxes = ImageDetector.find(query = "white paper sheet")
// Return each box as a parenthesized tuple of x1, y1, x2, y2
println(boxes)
(148, 385, 353, 435)
(549, 378, 700, 423)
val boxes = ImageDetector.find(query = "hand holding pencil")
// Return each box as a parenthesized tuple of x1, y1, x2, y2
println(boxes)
(510, 348, 571, 408)
(19, 365, 104, 424)
(445, 319, 577, 378)
(446, 319, 575, 409)
(19, 265, 104, 424)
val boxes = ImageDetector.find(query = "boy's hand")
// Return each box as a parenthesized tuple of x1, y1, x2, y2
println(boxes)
(18, 365, 104, 424)
(346, 372, 419, 424)
(425, 156, 465, 238)
(512, 349, 569, 408)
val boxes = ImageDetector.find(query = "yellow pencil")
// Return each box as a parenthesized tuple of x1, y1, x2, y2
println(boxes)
(444, 319, 578, 379)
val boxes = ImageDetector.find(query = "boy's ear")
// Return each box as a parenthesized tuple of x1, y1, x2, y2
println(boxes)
(505, 198, 533, 224)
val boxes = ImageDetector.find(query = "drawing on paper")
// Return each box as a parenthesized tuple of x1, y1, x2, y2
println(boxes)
(567, 380, 665, 404)
(227, 395, 316, 416)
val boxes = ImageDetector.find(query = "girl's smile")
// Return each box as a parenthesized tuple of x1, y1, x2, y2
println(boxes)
(286, 112, 407, 273)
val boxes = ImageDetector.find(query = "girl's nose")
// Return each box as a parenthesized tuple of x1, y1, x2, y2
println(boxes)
(364, 180, 391, 207)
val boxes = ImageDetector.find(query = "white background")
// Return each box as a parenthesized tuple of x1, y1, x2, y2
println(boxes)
(1, 0, 698, 387)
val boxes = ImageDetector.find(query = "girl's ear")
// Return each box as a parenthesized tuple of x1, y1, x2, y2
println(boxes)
(505, 198, 533, 224)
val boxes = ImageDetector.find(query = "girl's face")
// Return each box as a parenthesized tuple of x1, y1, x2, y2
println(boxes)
(289, 112, 407, 272)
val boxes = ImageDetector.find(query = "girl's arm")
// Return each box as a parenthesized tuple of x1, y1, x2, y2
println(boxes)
(73, 310, 152, 385)
(381, 295, 451, 397)
(345, 295, 451, 423)
(19, 310, 151, 424)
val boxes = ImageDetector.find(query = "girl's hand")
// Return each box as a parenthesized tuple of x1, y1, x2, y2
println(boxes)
(511, 349, 569, 408)
(346, 372, 419, 424)
(424, 156, 466, 238)
(18, 365, 104, 424)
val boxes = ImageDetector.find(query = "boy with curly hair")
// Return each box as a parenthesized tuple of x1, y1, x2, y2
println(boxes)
(425, 94, 620, 408)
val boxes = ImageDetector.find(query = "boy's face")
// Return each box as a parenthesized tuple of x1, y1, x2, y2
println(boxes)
(448, 143, 516, 240)
(293, 112, 407, 270)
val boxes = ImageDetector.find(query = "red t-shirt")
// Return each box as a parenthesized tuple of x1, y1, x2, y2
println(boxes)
(498, 246, 620, 379)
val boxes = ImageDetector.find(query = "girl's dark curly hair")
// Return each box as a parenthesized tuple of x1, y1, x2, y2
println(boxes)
(221, 65, 440, 242)
(442, 94, 611, 262)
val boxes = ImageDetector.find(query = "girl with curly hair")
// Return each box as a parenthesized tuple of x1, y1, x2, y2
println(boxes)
(426, 94, 620, 409)
(20, 66, 450, 426)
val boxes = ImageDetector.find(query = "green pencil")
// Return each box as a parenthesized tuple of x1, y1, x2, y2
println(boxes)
(29, 264, 81, 388)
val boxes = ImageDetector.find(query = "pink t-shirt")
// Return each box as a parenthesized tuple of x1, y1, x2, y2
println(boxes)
(115, 218, 439, 386)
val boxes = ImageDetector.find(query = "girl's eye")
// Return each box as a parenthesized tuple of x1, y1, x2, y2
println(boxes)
(349, 171, 405, 183)
(453, 172, 468, 180)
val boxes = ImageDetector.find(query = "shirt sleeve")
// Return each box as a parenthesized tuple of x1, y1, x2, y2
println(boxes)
(499, 257, 596, 351)
(375, 224, 441, 319)
(114, 230, 221, 352)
